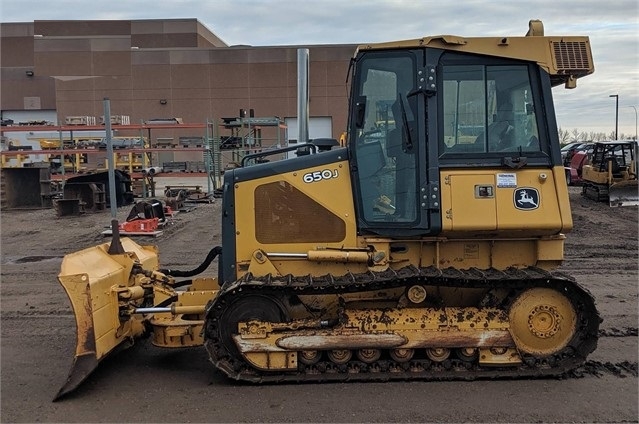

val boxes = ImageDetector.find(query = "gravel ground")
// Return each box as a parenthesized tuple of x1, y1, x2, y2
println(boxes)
(1, 185, 637, 423)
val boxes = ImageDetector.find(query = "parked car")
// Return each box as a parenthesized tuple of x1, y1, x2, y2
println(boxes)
(570, 142, 594, 162)
(560, 142, 585, 163)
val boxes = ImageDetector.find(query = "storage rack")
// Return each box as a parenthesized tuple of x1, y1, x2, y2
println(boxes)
(1, 116, 288, 195)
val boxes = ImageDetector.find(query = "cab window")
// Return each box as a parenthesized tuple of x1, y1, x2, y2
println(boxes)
(440, 64, 541, 155)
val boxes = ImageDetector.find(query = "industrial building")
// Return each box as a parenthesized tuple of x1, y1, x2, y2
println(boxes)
(0, 18, 356, 144)
(0, 18, 357, 210)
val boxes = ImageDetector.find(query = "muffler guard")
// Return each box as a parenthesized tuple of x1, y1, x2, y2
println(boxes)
(54, 238, 158, 400)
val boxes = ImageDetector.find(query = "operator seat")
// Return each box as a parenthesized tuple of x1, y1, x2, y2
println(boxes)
(473, 99, 515, 151)
(606, 157, 622, 177)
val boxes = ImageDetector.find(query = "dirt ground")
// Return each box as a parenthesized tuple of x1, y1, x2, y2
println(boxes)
(1, 184, 637, 423)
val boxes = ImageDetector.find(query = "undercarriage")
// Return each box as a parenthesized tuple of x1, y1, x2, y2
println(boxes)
(204, 266, 600, 382)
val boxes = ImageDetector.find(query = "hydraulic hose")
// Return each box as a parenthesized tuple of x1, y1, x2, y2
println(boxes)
(159, 246, 222, 277)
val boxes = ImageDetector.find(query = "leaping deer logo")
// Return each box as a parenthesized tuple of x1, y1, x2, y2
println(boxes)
(514, 188, 540, 210)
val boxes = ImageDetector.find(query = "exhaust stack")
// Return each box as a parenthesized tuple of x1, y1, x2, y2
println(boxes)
(297, 48, 310, 145)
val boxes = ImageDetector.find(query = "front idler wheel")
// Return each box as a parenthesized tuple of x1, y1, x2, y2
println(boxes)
(508, 287, 577, 357)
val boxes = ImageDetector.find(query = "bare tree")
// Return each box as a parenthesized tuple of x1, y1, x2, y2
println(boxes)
(571, 128, 587, 142)
(558, 127, 571, 144)
(558, 128, 634, 143)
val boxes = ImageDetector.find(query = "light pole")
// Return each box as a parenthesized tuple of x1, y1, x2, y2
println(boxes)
(609, 94, 619, 140)
(629, 105, 638, 141)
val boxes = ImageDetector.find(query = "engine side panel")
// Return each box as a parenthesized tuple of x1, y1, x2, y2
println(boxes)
(440, 165, 572, 236)
(231, 156, 361, 279)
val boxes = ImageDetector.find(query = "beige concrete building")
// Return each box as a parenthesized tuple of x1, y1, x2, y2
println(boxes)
(1, 18, 356, 144)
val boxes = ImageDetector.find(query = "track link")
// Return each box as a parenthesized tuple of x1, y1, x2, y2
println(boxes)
(204, 266, 600, 383)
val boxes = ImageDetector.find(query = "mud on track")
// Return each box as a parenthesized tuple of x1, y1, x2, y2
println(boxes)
(1, 186, 637, 423)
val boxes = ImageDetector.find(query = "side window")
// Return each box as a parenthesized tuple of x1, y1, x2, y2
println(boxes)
(353, 54, 418, 224)
(441, 64, 541, 155)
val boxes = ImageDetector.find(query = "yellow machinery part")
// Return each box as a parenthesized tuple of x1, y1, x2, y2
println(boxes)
(56, 239, 221, 400)
(56, 238, 157, 399)
(508, 287, 577, 357)
(233, 306, 518, 371)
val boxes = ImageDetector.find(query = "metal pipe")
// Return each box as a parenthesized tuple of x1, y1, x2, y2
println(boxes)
(58, 129, 65, 186)
(629, 105, 638, 141)
(297, 48, 310, 145)
(103, 98, 118, 216)
(610, 94, 619, 140)
(135, 307, 172, 314)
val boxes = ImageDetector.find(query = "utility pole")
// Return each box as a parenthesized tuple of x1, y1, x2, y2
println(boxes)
(609, 94, 619, 140)
(630, 105, 638, 141)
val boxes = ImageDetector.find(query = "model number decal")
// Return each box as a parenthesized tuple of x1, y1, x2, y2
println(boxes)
(303, 169, 339, 183)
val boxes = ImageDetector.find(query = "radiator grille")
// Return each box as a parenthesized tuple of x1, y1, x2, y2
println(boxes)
(552, 41, 591, 71)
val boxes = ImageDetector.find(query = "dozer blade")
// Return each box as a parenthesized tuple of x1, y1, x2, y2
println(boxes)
(54, 238, 158, 401)
(609, 180, 639, 207)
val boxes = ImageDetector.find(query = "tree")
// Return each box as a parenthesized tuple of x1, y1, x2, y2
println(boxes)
(571, 128, 587, 142)
(557, 128, 634, 144)
(558, 127, 571, 144)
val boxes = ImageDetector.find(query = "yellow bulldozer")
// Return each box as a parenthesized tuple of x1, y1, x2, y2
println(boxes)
(55, 20, 601, 400)
(581, 141, 639, 207)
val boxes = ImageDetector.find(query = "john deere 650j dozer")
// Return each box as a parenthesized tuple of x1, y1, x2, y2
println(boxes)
(55, 20, 600, 400)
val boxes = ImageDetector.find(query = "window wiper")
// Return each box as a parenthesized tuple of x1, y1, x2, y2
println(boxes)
(398, 95, 414, 152)
(346, 57, 356, 85)
(502, 147, 528, 168)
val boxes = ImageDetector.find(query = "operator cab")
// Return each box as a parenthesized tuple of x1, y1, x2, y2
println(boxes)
(590, 141, 635, 175)
(348, 47, 559, 237)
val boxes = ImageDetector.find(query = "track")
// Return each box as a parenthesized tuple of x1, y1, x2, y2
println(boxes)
(204, 266, 600, 383)
(582, 182, 608, 203)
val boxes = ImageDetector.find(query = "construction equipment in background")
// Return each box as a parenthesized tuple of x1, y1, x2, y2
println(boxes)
(55, 20, 601, 401)
(0, 165, 56, 210)
(119, 218, 159, 233)
(125, 199, 165, 223)
(64, 170, 134, 207)
(164, 185, 212, 203)
(581, 141, 638, 207)
(117, 199, 166, 233)
(164, 187, 188, 210)
(54, 182, 106, 217)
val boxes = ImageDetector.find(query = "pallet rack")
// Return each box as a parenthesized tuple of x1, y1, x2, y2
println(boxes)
(1, 116, 288, 195)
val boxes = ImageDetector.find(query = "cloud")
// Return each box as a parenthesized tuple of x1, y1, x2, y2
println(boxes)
(1, 0, 638, 136)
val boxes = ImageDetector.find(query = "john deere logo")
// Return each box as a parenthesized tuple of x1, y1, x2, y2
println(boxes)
(514, 188, 539, 210)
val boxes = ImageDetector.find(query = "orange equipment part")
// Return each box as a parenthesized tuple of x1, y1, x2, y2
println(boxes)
(119, 218, 159, 233)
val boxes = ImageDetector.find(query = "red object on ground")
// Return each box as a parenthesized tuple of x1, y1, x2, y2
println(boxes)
(119, 218, 159, 232)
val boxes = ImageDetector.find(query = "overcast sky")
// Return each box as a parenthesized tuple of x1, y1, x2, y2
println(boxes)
(2, 0, 638, 138)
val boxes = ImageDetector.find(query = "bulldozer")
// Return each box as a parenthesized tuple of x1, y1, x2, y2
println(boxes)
(55, 20, 601, 400)
(581, 141, 639, 207)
